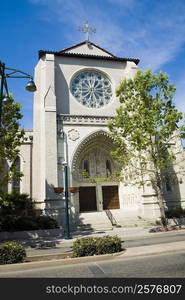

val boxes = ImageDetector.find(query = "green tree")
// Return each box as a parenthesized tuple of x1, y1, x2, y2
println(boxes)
(0, 94, 24, 194)
(108, 70, 185, 227)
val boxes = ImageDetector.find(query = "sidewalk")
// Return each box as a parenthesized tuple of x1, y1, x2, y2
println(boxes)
(24, 227, 150, 259)
(17, 226, 185, 261)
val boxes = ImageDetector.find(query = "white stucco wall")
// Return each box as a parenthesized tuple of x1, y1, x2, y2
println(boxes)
(13, 130, 33, 196)
(55, 56, 138, 116)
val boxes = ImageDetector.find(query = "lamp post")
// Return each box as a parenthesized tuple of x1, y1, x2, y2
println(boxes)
(62, 162, 71, 239)
(0, 60, 36, 128)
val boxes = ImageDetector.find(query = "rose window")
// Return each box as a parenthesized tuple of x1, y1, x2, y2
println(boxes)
(71, 71, 112, 108)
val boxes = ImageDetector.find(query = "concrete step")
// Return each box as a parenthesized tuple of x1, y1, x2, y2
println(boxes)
(72, 211, 156, 231)
(106, 210, 156, 227)
(73, 211, 112, 231)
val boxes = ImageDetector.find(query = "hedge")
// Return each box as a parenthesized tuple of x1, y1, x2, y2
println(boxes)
(72, 235, 122, 257)
(0, 241, 26, 265)
(0, 215, 59, 232)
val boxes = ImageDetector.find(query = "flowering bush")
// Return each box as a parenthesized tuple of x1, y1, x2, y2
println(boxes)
(149, 225, 182, 233)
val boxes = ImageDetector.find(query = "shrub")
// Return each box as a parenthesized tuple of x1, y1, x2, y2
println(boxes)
(0, 192, 59, 232)
(0, 241, 26, 264)
(165, 207, 185, 218)
(0, 192, 35, 217)
(0, 215, 37, 232)
(149, 225, 181, 233)
(72, 235, 122, 257)
(0, 215, 59, 232)
(0, 215, 18, 232)
(35, 215, 59, 230)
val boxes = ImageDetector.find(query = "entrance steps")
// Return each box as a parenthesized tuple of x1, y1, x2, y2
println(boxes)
(73, 211, 113, 231)
(72, 210, 155, 232)
(107, 210, 155, 228)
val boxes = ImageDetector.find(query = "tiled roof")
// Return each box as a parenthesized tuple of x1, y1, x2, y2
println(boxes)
(38, 50, 140, 65)
(38, 40, 140, 65)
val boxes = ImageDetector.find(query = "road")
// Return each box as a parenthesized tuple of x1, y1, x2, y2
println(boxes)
(1, 249, 185, 278)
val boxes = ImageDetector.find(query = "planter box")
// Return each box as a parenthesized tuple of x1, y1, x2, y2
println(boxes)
(69, 187, 79, 193)
(54, 187, 64, 193)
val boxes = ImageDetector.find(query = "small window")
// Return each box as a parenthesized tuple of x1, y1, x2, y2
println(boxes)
(165, 178, 171, 192)
(82, 160, 89, 178)
(106, 160, 112, 177)
(12, 157, 20, 192)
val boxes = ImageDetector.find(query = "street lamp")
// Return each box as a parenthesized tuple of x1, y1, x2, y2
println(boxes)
(54, 163, 72, 239)
(62, 161, 71, 239)
(0, 60, 36, 128)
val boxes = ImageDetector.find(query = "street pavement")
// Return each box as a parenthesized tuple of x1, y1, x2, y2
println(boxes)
(1, 247, 185, 277)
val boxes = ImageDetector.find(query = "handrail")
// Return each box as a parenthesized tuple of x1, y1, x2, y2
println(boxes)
(105, 209, 118, 226)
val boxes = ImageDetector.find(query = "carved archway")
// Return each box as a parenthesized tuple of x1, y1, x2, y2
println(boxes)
(72, 130, 118, 182)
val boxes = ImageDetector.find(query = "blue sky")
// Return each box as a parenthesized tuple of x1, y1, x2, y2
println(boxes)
(1, 0, 185, 129)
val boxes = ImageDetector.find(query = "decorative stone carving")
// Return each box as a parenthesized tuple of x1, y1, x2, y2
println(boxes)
(57, 129, 64, 138)
(57, 114, 114, 125)
(71, 131, 119, 182)
(71, 71, 112, 108)
(68, 129, 80, 141)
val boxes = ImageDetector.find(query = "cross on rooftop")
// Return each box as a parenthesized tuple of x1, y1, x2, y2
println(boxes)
(78, 21, 96, 41)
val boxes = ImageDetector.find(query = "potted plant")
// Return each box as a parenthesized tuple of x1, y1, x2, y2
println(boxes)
(54, 187, 64, 194)
(69, 187, 79, 193)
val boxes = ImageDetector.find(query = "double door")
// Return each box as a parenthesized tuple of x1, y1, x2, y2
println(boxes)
(79, 185, 119, 212)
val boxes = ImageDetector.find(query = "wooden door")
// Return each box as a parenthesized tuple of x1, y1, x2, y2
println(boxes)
(102, 186, 120, 210)
(79, 186, 97, 212)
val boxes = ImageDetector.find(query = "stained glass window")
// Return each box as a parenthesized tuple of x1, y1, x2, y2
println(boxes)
(71, 71, 112, 108)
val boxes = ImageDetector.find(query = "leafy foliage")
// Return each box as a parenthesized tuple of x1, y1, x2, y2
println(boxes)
(0, 192, 59, 232)
(0, 94, 24, 194)
(0, 215, 59, 232)
(0, 241, 26, 264)
(72, 235, 122, 257)
(108, 70, 185, 225)
(0, 192, 35, 216)
(165, 207, 185, 218)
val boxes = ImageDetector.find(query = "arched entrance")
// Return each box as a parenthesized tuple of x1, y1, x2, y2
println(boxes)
(72, 131, 120, 212)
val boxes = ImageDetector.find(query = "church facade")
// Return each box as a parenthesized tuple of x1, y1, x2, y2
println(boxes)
(13, 40, 185, 229)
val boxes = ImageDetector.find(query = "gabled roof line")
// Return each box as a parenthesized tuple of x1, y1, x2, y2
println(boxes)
(58, 40, 115, 57)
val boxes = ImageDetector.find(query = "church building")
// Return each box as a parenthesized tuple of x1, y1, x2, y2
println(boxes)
(13, 28, 185, 230)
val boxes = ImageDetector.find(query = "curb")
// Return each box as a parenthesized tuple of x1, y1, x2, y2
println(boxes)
(25, 252, 73, 262)
(25, 249, 126, 263)
(0, 250, 126, 273)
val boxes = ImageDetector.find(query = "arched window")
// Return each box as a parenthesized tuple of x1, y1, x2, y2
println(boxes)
(12, 157, 20, 192)
(83, 160, 89, 178)
(165, 178, 171, 192)
(106, 160, 112, 177)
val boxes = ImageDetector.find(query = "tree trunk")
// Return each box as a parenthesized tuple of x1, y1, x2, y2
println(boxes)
(155, 172, 168, 228)
(157, 186, 168, 228)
